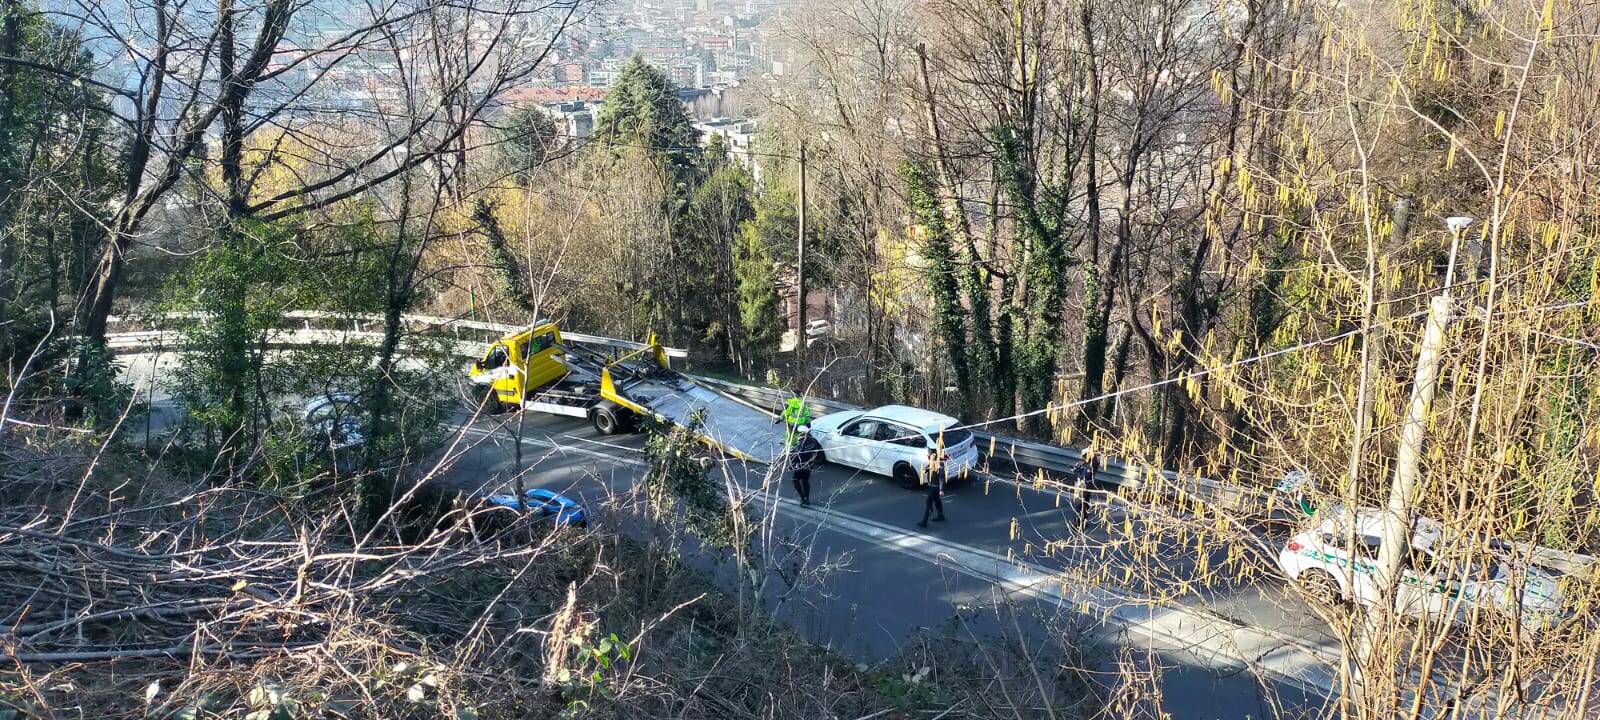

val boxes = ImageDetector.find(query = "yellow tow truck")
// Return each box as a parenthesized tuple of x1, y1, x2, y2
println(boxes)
(467, 322, 791, 463)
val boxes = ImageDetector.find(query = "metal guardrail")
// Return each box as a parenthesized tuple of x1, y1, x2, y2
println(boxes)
(103, 312, 1595, 575)
(106, 311, 690, 359)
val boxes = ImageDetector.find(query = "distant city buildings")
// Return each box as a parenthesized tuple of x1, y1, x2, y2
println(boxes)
(486, 0, 793, 171)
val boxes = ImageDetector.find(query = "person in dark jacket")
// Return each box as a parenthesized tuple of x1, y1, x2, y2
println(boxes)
(792, 465, 812, 506)
(916, 472, 945, 528)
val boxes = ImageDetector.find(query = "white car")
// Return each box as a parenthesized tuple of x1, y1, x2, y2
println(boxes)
(1276, 507, 1567, 632)
(301, 394, 365, 452)
(804, 405, 980, 488)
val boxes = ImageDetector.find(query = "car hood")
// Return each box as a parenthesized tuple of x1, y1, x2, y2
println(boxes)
(808, 410, 863, 435)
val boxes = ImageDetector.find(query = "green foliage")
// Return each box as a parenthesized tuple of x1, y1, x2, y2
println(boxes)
(901, 160, 972, 416)
(0, 6, 119, 381)
(61, 338, 136, 425)
(682, 164, 755, 356)
(161, 221, 309, 449)
(157, 212, 413, 480)
(995, 129, 1072, 433)
(555, 632, 634, 706)
(734, 220, 782, 370)
(501, 105, 561, 179)
(592, 57, 699, 193)
(642, 414, 737, 548)
(472, 198, 535, 314)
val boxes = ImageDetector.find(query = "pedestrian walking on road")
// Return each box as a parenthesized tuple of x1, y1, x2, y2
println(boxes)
(1071, 451, 1097, 529)
(916, 472, 945, 528)
(792, 465, 812, 506)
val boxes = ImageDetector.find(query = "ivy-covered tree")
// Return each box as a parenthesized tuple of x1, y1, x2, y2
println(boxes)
(684, 161, 755, 361)
(901, 160, 973, 418)
(733, 217, 781, 374)
(0, 5, 119, 392)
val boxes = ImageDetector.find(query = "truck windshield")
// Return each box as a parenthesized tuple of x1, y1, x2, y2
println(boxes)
(482, 345, 508, 369)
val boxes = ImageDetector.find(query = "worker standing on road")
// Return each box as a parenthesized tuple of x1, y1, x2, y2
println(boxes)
(1072, 450, 1097, 528)
(916, 471, 946, 528)
(792, 465, 812, 506)
(779, 395, 812, 450)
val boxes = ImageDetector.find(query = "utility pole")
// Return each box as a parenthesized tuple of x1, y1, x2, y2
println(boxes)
(795, 141, 808, 376)
(1356, 215, 1473, 676)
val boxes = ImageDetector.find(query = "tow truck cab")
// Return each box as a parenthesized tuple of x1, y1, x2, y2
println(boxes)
(468, 322, 567, 406)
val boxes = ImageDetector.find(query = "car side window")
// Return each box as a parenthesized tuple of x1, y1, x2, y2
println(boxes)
(1405, 547, 1441, 577)
(1355, 536, 1382, 560)
(879, 424, 927, 448)
(530, 332, 554, 355)
(842, 420, 881, 439)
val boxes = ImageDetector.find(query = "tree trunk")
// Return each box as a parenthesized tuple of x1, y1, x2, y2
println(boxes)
(1073, 0, 1109, 434)
(0, 0, 20, 312)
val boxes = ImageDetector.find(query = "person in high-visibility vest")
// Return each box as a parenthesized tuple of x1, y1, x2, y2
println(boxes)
(780, 396, 812, 449)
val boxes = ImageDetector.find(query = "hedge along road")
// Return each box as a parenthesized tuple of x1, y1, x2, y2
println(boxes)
(115, 350, 1333, 719)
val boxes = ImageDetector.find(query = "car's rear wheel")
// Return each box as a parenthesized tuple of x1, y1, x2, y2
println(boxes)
(892, 462, 921, 490)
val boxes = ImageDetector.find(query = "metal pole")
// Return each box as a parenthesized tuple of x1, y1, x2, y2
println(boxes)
(796, 141, 808, 377)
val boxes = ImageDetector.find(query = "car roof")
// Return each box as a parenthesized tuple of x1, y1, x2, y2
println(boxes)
(1314, 506, 1445, 550)
(864, 405, 961, 434)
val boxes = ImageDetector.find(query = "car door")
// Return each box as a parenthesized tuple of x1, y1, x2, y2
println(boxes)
(1346, 535, 1384, 607)
(1396, 547, 1446, 619)
(874, 422, 929, 477)
(477, 344, 520, 401)
(832, 419, 883, 471)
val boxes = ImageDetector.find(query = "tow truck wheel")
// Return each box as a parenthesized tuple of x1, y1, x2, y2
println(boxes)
(477, 387, 508, 414)
(592, 407, 622, 435)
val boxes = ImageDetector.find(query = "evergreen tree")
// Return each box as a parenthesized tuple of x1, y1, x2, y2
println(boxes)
(589, 57, 710, 344)
(592, 56, 699, 192)
(734, 219, 781, 373)
(500, 105, 560, 180)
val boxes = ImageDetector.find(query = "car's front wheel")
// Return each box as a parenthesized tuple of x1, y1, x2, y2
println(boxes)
(1298, 569, 1346, 610)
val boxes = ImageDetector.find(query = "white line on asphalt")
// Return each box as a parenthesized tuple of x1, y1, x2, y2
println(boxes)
(560, 433, 647, 455)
